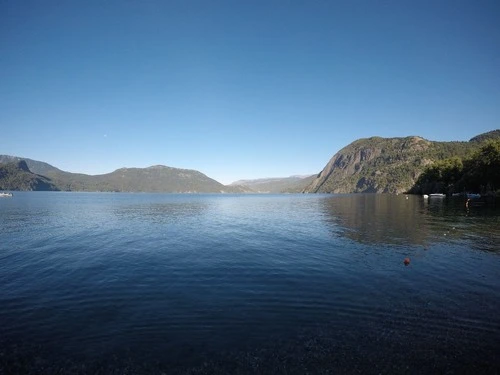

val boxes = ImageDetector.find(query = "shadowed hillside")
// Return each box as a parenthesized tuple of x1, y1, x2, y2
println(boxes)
(0, 161, 58, 191)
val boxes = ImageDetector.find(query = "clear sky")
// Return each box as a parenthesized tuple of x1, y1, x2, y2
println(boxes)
(1, 0, 499, 184)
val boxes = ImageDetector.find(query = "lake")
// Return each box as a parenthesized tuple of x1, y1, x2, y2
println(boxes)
(1, 193, 499, 374)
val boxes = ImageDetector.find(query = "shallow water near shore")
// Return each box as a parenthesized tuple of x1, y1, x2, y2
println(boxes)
(1, 192, 499, 373)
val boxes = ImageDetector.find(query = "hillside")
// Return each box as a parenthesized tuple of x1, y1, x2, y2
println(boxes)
(91, 166, 236, 193)
(469, 129, 500, 143)
(231, 175, 315, 193)
(409, 138, 500, 195)
(303, 130, 500, 194)
(0, 156, 245, 193)
(0, 155, 63, 176)
(0, 161, 58, 191)
(3, 129, 498, 194)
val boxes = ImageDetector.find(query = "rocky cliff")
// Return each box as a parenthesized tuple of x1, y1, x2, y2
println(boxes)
(303, 131, 499, 194)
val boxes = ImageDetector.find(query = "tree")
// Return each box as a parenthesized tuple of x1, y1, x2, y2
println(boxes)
(462, 139, 500, 192)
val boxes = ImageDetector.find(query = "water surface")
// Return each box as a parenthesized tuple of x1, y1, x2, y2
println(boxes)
(1, 193, 499, 373)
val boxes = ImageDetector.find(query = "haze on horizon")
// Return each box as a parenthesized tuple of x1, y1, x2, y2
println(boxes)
(1, 0, 499, 184)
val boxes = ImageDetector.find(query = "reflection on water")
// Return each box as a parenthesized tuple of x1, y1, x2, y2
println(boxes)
(0, 192, 499, 374)
(320, 194, 429, 245)
(320, 194, 500, 252)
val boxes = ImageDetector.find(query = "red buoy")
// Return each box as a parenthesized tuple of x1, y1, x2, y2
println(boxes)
(403, 257, 410, 266)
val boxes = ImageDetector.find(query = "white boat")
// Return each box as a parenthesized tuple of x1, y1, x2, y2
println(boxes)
(0, 192, 13, 197)
(429, 193, 446, 198)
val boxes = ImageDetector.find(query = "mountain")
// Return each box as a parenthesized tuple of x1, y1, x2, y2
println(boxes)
(4, 129, 498, 194)
(0, 155, 63, 176)
(0, 156, 244, 193)
(303, 130, 500, 194)
(39, 164, 224, 192)
(81, 165, 236, 193)
(231, 175, 315, 193)
(0, 160, 58, 191)
(469, 129, 500, 143)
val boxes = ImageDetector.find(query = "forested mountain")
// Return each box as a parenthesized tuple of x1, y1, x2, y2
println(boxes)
(0, 157, 245, 193)
(42, 165, 231, 193)
(0, 161, 58, 191)
(303, 130, 500, 194)
(0, 155, 63, 176)
(469, 130, 500, 143)
(2, 130, 498, 194)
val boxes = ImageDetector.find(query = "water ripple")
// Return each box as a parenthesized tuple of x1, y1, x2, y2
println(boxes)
(1, 193, 499, 373)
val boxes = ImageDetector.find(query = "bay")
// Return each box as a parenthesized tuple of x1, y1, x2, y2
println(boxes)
(0, 192, 499, 373)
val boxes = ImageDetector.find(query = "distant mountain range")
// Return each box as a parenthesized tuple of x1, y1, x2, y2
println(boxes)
(303, 130, 500, 194)
(2, 129, 499, 193)
(231, 175, 316, 193)
(0, 156, 247, 193)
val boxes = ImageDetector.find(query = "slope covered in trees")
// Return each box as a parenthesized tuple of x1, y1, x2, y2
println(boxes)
(0, 161, 58, 191)
(410, 139, 500, 195)
(303, 130, 500, 194)
(0, 157, 246, 193)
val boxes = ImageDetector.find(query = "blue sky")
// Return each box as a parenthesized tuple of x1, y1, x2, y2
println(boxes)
(1, 0, 499, 184)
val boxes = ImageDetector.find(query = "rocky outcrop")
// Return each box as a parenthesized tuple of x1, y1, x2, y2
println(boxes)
(304, 136, 441, 194)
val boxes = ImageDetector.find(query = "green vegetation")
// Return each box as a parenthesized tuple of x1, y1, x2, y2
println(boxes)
(47, 165, 237, 193)
(0, 157, 246, 193)
(0, 161, 58, 191)
(0, 155, 62, 175)
(2, 130, 499, 194)
(305, 136, 434, 193)
(469, 129, 500, 143)
(411, 139, 500, 195)
(304, 130, 500, 194)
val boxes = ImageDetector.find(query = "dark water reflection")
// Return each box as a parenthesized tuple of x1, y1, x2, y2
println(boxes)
(321, 194, 428, 245)
(321, 194, 500, 252)
(0, 193, 499, 374)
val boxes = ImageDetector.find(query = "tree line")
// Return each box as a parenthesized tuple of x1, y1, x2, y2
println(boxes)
(409, 139, 500, 195)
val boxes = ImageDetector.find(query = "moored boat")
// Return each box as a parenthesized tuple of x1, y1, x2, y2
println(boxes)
(0, 192, 13, 197)
(429, 193, 446, 198)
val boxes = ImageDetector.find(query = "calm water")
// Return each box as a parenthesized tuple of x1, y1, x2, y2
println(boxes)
(1, 193, 499, 374)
